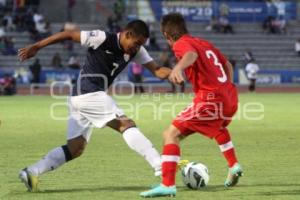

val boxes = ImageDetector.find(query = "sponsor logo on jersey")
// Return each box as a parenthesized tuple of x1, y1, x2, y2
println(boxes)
(124, 54, 130, 62)
(105, 50, 113, 54)
(90, 31, 98, 37)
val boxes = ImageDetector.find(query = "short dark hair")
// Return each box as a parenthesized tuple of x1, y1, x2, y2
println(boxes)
(161, 13, 188, 41)
(124, 19, 149, 38)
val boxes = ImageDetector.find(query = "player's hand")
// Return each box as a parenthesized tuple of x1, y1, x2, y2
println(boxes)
(18, 44, 39, 62)
(156, 67, 171, 79)
(169, 68, 185, 84)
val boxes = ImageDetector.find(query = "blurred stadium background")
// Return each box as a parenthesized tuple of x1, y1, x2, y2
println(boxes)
(0, 0, 300, 95)
(1, 1, 300, 199)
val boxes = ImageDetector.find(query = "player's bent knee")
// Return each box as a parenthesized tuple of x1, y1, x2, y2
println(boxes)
(69, 144, 86, 159)
(124, 118, 136, 127)
(163, 126, 181, 144)
(67, 136, 87, 159)
(120, 119, 136, 132)
(163, 130, 175, 141)
(73, 146, 85, 158)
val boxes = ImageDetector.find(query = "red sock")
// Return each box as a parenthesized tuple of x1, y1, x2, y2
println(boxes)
(215, 129, 238, 168)
(162, 144, 180, 186)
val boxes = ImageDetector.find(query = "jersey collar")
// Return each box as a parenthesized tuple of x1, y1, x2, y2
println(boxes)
(178, 34, 191, 40)
(117, 33, 122, 50)
(173, 34, 191, 49)
(117, 32, 131, 61)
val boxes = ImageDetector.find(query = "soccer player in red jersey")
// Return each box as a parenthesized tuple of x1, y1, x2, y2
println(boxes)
(140, 13, 243, 197)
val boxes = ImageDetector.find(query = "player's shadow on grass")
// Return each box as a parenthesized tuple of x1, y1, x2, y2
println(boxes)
(41, 185, 148, 194)
(40, 185, 228, 194)
(180, 183, 300, 194)
(256, 190, 300, 196)
(232, 190, 300, 197)
(236, 183, 300, 188)
(179, 185, 226, 192)
(232, 183, 300, 197)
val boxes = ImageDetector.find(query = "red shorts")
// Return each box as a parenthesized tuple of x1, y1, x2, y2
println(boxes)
(172, 85, 238, 138)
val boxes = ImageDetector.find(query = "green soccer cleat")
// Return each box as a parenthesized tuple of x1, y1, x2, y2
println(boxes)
(19, 168, 39, 192)
(224, 163, 243, 187)
(140, 184, 176, 198)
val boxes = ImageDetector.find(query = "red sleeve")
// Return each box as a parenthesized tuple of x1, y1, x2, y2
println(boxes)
(172, 39, 197, 59)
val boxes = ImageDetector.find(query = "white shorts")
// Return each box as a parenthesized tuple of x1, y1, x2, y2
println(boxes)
(67, 91, 124, 142)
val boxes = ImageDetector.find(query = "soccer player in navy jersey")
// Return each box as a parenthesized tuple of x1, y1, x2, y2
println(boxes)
(18, 20, 170, 192)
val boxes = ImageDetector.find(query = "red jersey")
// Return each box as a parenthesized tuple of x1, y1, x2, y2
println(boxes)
(172, 34, 232, 94)
(172, 35, 238, 138)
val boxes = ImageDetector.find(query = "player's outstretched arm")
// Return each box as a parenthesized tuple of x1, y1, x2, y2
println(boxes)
(18, 31, 80, 62)
(143, 61, 171, 79)
(169, 51, 198, 84)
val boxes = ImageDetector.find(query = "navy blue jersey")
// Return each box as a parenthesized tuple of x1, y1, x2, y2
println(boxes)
(72, 30, 153, 96)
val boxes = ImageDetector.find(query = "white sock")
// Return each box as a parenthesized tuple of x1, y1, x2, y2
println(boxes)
(123, 127, 161, 172)
(27, 146, 67, 176)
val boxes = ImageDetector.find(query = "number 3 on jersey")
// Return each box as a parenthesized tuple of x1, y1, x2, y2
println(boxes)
(205, 50, 227, 83)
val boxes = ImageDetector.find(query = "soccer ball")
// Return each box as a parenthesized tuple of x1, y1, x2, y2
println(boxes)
(181, 162, 209, 189)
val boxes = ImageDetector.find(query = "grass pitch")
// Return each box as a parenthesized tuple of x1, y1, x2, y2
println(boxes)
(0, 93, 300, 200)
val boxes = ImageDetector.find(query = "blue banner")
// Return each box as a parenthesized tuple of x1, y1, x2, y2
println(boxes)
(258, 70, 300, 84)
(151, 1, 213, 22)
(212, 1, 297, 22)
(238, 69, 300, 85)
(0, 69, 80, 84)
(150, 0, 297, 23)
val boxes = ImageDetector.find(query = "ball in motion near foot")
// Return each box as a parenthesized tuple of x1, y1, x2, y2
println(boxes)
(181, 162, 209, 189)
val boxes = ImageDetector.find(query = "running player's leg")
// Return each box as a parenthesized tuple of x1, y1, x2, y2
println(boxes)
(190, 117, 243, 187)
(215, 127, 238, 168)
(161, 125, 181, 187)
(19, 135, 89, 192)
(214, 127, 243, 187)
(24, 103, 92, 175)
(24, 135, 87, 176)
(107, 116, 161, 176)
(140, 125, 182, 197)
(19, 99, 92, 191)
